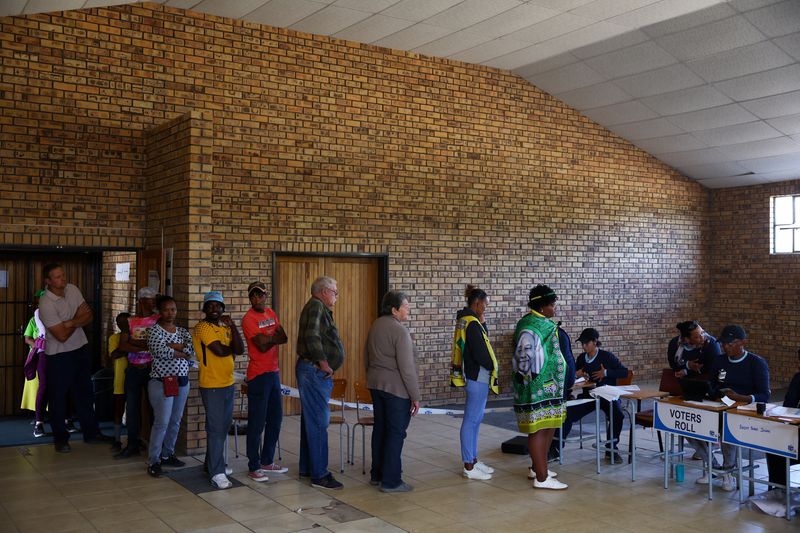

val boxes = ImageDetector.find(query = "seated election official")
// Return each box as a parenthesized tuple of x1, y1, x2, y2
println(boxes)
(766, 349, 800, 489)
(667, 321, 720, 378)
(561, 328, 628, 462)
(691, 325, 770, 491)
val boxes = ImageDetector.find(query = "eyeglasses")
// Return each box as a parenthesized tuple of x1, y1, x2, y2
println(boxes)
(327, 288, 339, 296)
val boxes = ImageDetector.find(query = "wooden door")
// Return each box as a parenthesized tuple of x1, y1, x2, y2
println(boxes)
(275, 255, 380, 415)
(137, 248, 164, 293)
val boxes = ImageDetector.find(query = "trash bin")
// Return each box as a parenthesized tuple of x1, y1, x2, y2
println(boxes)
(92, 367, 114, 422)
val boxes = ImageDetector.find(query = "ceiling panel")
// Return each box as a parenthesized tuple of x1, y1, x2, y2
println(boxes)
(581, 100, 659, 125)
(240, 0, 324, 28)
(674, 161, 750, 179)
(686, 41, 794, 83)
(0, 0, 27, 17)
(371, 23, 452, 50)
(774, 32, 800, 60)
(640, 85, 732, 115)
(191, 0, 267, 19)
(744, 0, 800, 38)
(766, 113, 800, 135)
(333, 14, 415, 43)
(691, 120, 783, 146)
(740, 89, 800, 119)
(607, 117, 686, 140)
(527, 62, 607, 94)
(716, 137, 800, 160)
(570, 0, 661, 20)
(655, 15, 765, 61)
(634, 133, 708, 154)
(739, 151, 800, 172)
(571, 29, 649, 59)
(290, 5, 372, 35)
(423, 0, 523, 31)
(641, 2, 736, 37)
(380, 0, 462, 22)
(412, 29, 492, 57)
(666, 103, 759, 131)
(584, 41, 676, 78)
(465, 3, 560, 38)
(714, 64, 800, 101)
(656, 147, 731, 167)
(559, 82, 631, 110)
(614, 63, 704, 98)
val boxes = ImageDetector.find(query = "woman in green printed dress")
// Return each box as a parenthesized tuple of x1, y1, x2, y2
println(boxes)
(512, 284, 567, 490)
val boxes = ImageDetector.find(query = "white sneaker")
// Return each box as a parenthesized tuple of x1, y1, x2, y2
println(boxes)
(474, 461, 494, 474)
(695, 474, 712, 485)
(463, 467, 492, 480)
(225, 467, 233, 476)
(533, 475, 568, 490)
(721, 473, 736, 492)
(528, 467, 557, 479)
(211, 473, 232, 489)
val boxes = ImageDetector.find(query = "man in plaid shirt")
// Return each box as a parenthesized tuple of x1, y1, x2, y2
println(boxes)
(296, 276, 346, 490)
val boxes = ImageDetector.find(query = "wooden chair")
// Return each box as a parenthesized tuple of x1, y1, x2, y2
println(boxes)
(330, 378, 350, 473)
(617, 369, 634, 386)
(350, 382, 375, 475)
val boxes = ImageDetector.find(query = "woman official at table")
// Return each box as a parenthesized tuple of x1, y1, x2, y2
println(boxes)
(513, 284, 567, 490)
(365, 290, 421, 493)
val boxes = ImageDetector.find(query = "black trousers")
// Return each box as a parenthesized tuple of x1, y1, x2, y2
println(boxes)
(46, 345, 100, 444)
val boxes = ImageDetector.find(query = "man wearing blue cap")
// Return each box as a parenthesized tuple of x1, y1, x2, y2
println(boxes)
(193, 290, 244, 490)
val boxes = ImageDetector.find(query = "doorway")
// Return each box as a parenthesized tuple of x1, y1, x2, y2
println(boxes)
(273, 254, 387, 414)
(0, 250, 102, 418)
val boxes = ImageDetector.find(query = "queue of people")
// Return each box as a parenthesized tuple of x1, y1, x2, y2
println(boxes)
(19, 267, 796, 497)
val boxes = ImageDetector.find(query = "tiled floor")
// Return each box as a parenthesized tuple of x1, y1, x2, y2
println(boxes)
(1, 405, 797, 533)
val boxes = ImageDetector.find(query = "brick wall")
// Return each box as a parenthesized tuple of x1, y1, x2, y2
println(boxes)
(0, 4, 723, 451)
(709, 181, 800, 388)
(100, 250, 136, 362)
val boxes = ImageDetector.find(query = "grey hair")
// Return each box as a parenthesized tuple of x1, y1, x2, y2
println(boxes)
(311, 276, 337, 296)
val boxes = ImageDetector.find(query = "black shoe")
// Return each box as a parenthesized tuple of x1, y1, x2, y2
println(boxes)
(299, 472, 311, 478)
(547, 447, 560, 462)
(380, 482, 413, 493)
(160, 455, 185, 468)
(147, 463, 162, 478)
(311, 474, 343, 490)
(605, 451, 623, 463)
(111, 441, 123, 453)
(369, 478, 381, 486)
(65, 420, 78, 433)
(85, 433, 114, 444)
(55, 442, 71, 453)
(114, 446, 140, 459)
(33, 423, 45, 438)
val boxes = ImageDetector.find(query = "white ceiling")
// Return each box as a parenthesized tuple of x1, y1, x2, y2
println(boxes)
(3, 0, 800, 188)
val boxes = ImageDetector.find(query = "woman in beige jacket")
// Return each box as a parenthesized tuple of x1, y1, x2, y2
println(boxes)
(365, 290, 420, 493)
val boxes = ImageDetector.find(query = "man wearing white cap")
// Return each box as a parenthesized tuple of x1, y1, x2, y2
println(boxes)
(193, 290, 244, 490)
(115, 286, 159, 459)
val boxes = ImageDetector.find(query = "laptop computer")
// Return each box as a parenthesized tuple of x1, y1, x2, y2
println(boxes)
(679, 377, 713, 401)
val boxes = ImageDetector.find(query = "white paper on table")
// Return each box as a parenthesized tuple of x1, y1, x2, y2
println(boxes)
(767, 406, 800, 419)
(737, 402, 757, 411)
(573, 376, 586, 384)
(684, 400, 726, 408)
(618, 385, 640, 392)
(589, 385, 627, 401)
(721, 395, 736, 407)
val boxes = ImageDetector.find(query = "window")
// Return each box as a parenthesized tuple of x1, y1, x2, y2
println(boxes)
(771, 195, 800, 254)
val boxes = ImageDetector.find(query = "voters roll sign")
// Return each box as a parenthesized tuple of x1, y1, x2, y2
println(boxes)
(653, 401, 720, 442)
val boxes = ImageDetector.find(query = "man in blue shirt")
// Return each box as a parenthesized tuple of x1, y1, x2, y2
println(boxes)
(693, 325, 770, 491)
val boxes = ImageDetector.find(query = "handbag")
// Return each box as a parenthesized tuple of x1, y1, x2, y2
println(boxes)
(163, 375, 179, 397)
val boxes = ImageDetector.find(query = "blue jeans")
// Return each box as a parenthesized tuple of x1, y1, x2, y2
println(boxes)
(246, 371, 283, 472)
(124, 365, 151, 450)
(460, 379, 489, 463)
(147, 378, 189, 466)
(296, 359, 333, 481)
(45, 345, 100, 444)
(200, 385, 234, 477)
(370, 389, 411, 489)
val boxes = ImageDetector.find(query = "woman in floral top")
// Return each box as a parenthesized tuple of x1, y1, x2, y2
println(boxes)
(146, 295, 195, 477)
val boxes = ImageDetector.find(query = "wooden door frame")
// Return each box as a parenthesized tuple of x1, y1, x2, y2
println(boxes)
(271, 252, 389, 315)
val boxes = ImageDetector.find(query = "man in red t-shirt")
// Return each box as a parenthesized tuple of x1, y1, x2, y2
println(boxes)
(242, 281, 289, 481)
